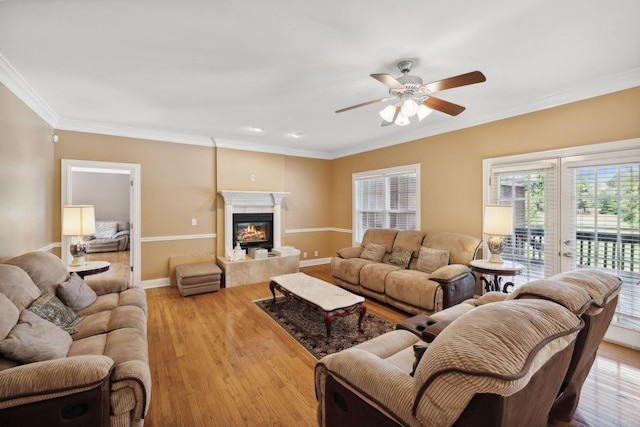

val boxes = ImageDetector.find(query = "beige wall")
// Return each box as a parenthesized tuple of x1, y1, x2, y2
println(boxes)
(0, 84, 55, 259)
(214, 149, 335, 259)
(331, 87, 640, 243)
(54, 132, 217, 280)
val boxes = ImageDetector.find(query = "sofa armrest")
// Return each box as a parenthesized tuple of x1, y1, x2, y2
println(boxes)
(429, 264, 470, 282)
(336, 246, 363, 259)
(0, 355, 114, 405)
(84, 277, 129, 295)
(112, 230, 130, 239)
(429, 265, 476, 309)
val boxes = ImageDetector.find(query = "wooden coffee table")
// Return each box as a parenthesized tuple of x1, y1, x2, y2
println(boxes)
(269, 272, 366, 342)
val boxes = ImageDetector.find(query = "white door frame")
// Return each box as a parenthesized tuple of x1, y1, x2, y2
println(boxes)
(61, 159, 141, 286)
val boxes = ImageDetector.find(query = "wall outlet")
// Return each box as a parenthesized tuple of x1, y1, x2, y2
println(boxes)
(303, 252, 307, 258)
(314, 250, 318, 257)
(250, 174, 255, 181)
(191, 218, 197, 226)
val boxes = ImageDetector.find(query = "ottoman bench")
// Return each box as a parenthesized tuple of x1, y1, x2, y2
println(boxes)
(175, 262, 222, 296)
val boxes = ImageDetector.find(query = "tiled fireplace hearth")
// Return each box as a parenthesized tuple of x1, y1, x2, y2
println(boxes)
(217, 190, 299, 287)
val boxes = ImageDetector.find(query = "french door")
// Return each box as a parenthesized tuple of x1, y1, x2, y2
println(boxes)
(485, 140, 640, 348)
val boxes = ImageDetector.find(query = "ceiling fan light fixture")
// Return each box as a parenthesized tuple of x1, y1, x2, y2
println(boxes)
(401, 99, 419, 117)
(379, 105, 397, 122)
(417, 104, 433, 121)
(395, 112, 410, 126)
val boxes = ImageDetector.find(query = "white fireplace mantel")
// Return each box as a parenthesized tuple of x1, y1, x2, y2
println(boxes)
(219, 190, 289, 254)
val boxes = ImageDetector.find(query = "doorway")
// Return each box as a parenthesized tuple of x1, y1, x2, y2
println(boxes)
(62, 159, 141, 285)
(484, 139, 640, 349)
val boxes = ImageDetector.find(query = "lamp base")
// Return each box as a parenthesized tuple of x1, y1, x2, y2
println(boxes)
(487, 234, 506, 264)
(69, 240, 88, 266)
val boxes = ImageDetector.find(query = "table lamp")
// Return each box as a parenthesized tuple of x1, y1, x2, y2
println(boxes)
(483, 204, 513, 264)
(62, 205, 96, 266)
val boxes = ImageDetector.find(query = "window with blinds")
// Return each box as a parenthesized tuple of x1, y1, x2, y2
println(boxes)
(489, 161, 558, 284)
(353, 164, 420, 243)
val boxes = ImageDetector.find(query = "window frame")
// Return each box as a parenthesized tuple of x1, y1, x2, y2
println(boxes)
(352, 164, 421, 245)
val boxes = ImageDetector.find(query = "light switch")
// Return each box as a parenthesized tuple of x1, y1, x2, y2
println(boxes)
(191, 219, 197, 226)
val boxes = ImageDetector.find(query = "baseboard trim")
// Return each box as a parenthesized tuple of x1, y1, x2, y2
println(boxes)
(141, 278, 170, 289)
(300, 257, 331, 267)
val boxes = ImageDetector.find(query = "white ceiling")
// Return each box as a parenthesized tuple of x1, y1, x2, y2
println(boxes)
(1, 0, 639, 159)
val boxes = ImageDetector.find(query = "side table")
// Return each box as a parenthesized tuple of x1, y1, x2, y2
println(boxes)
(470, 259, 523, 293)
(67, 261, 111, 279)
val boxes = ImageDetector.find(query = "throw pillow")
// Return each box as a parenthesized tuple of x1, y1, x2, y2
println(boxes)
(27, 292, 83, 334)
(56, 273, 98, 311)
(360, 242, 386, 262)
(410, 343, 429, 377)
(0, 293, 20, 340)
(416, 247, 450, 274)
(388, 247, 413, 269)
(0, 309, 72, 363)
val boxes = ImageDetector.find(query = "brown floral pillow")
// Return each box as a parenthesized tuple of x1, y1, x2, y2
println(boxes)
(27, 292, 83, 334)
(360, 242, 386, 262)
(388, 247, 413, 269)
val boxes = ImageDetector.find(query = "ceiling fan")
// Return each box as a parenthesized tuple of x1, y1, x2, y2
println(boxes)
(336, 60, 486, 127)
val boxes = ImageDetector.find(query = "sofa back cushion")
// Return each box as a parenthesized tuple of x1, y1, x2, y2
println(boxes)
(361, 228, 398, 254)
(0, 264, 42, 311)
(423, 231, 481, 266)
(95, 221, 119, 238)
(5, 252, 69, 295)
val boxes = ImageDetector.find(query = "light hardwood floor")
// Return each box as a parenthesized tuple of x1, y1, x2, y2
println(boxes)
(91, 257, 640, 426)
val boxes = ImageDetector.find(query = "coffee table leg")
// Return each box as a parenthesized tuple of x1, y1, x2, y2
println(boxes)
(269, 281, 277, 303)
(324, 312, 334, 343)
(357, 302, 366, 333)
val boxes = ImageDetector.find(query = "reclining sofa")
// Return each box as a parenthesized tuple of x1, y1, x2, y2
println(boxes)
(84, 220, 131, 253)
(331, 228, 482, 315)
(0, 251, 150, 427)
(315, 269, 621, 427)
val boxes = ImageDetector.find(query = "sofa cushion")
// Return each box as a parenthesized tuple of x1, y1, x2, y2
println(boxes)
(0, 264, 41, 311)
(416, 247, 450, 274)
(27, 292, 83, 334)
(423, 231, 481, 266)
(331, 257, 375, 285)
(73, 305, 147, 341)
(0, 309, 72, 363)
(5, 252, 70, 295)
(360, 263, 402, 294)
(360, 242, 386, 262)
(0, 293, 20, 340)
(386, 270, 441, 311)
(361, 228, 398, 253)
(388, 247, 413, 269)
(95, 221, 119, 238)
(57, 273, 98, 311)
(77, 286, 148, 316)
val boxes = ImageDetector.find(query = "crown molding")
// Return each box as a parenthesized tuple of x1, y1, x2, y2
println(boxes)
(0, 54, 59, 126)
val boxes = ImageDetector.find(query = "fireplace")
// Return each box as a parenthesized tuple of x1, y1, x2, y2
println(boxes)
(233, 213, 273, 252)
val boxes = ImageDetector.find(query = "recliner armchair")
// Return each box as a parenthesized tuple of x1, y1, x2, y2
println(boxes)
(315, 298, 585, 426)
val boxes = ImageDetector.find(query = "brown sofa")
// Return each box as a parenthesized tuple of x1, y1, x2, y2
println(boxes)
(331, 228, 482, 315)
(0, 252, 150, 427)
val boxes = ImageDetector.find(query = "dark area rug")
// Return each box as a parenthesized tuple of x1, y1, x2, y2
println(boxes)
(255, 296, 396, 359)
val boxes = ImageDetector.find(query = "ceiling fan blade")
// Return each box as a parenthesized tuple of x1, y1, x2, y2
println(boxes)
(335, 98, 390, 113)
(422, 97, 466, 116)
(370, 73, 404, 90)
(381, 106, 401, 127)
(421, 71, 486, 93)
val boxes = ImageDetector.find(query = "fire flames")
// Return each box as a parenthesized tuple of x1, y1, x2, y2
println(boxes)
(237, 224, 267, 242)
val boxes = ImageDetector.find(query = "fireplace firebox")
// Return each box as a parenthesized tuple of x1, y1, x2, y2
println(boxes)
(232, 213, 273, 252)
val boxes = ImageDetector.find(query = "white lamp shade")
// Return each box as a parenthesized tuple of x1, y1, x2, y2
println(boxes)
(401, 99, 419, 117)
(379, 105, 397, 122)
(394, 112, 410, 126)
(483, 205, 513, 236)
(63, 205, 96, 236)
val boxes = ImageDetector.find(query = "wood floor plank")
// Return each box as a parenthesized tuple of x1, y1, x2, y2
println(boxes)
(132, 263, 640, 426)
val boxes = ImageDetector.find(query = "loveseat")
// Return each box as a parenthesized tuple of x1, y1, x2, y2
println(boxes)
(84, 220, 131, 253)
(315, 269, 621, 427)
(0, 251, 150, 427)
(331, 228, 482, 315)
